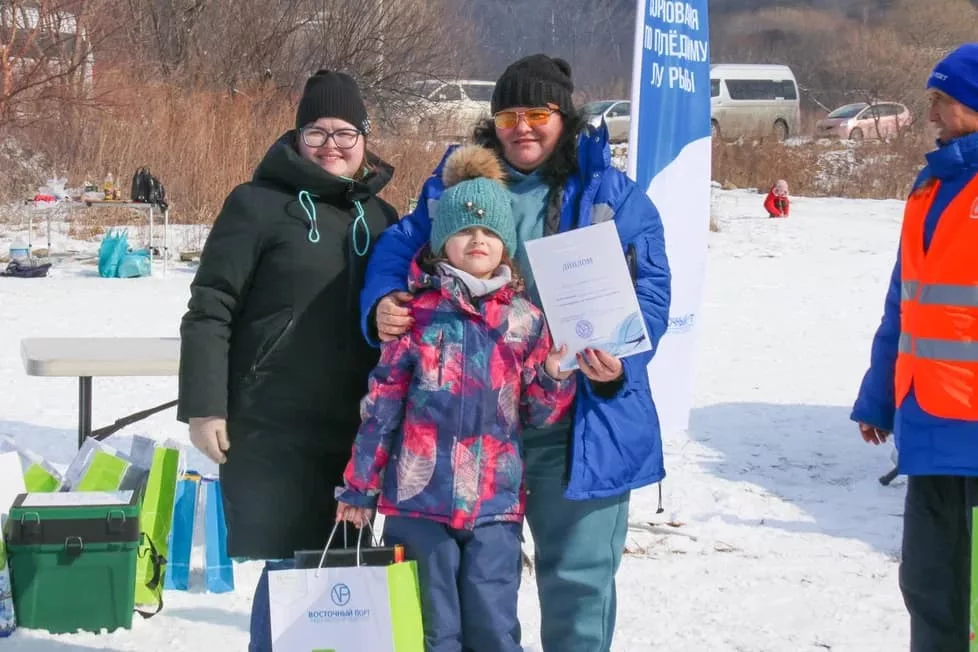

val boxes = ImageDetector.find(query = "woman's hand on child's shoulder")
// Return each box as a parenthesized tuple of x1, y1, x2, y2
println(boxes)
(544, 344, 574, 381)
(376, 291, 414, 342)
(336, 501, 375, 529)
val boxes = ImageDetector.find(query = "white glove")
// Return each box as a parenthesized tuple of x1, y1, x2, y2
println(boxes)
(189, 416, 230, 464)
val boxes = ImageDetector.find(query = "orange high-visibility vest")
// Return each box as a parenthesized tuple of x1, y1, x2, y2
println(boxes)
(895, 174, 978, 420)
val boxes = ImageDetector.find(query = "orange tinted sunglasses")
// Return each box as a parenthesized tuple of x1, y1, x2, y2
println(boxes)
(492, 103, 560, 129)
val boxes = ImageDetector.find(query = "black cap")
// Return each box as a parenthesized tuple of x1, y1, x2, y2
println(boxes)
(295, 70, 371, 134)
(491, 54, 575, 114)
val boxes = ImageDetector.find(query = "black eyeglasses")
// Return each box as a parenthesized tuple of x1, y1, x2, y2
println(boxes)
(300, 127, 361, 149)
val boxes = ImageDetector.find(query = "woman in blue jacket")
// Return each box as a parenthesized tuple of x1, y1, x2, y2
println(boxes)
(361, 55, 671, 651)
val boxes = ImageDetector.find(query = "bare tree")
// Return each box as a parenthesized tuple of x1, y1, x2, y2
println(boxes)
(280, 0, 475, 128)
(0, 0, 105, 129)
(885, 0, 978, 52)
(459, 0, 634, 95)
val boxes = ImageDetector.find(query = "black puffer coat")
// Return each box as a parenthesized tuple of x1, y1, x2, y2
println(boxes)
(178, 132, 398, 559)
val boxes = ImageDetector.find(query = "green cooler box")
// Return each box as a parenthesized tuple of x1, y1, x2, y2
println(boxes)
(4, 490, 141, 634)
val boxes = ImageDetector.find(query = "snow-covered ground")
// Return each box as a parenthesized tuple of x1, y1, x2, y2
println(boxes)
(0, 188, 910, 650)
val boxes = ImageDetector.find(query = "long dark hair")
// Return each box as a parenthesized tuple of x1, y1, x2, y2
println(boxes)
(471, 108, 586, 191)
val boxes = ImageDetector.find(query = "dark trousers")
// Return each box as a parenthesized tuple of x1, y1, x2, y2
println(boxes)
(384, 516, 522, 652)
(900, 475, 978, 652)
(248, 559, 294, 652)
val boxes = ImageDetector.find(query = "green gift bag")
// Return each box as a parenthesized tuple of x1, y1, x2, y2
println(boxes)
(63, 439, 131, 492)
(22, 457, 63, 493)
(0, 437, 62, 493)
(134, 444, 181, 609)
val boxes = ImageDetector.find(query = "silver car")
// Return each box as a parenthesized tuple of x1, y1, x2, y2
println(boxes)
(581, 100, 631, 143)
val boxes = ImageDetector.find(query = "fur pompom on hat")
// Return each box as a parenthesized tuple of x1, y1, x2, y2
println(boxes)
(431, 146, 517, 257)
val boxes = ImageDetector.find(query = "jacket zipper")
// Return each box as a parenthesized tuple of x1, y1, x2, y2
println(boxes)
(437, 331, 445, 386)
(250, 317, 293, 375)
(451, 325, 466, 517)
(625, 243, 638, 282)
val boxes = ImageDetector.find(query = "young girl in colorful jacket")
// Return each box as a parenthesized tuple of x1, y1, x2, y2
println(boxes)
(335, 146, 576, 651)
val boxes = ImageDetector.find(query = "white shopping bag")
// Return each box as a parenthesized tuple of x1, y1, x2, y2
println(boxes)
(268, 565, 396, 652)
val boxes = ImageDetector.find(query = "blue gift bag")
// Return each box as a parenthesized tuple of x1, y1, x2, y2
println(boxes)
(164, 472, 234, 594)
(202, 477, 234, 593)
(164, 473, 198, 591)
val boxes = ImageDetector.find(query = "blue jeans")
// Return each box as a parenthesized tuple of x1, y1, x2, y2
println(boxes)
(524, 438, 630, 652)
(384, 516, 522, 652)
(248, 559, 295, 652)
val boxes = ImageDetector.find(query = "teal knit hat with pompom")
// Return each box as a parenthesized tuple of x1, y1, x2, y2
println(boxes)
(431, 146, 516, 257)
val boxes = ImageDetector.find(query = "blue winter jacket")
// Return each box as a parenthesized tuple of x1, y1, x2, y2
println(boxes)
(360, 125, 672, 499)
(852, 131, 978, 476)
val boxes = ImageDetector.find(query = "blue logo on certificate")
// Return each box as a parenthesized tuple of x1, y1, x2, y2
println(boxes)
(575, 319, 594, 338)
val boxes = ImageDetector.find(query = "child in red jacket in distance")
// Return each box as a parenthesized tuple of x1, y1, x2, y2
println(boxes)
(765, 179, 790, 217)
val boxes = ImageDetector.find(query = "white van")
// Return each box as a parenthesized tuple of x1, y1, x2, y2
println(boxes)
(710, 64, 800, 141)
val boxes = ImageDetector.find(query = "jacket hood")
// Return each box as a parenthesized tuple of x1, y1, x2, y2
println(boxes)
(253, 130, 394, 201)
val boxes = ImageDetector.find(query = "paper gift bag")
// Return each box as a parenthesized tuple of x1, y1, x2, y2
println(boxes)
(0, 448, 25, 634)
(0, 452, 25, 522)
(20, 454, 63, 493)
(63, 438, 131, 491)
(134, 442, 182, 607)
(0, 522, 16, 636)
(164, 472, 234, 594)
(0, 437, 62, 493)
(268, 562, 424, 652)
(164, 473, 197, 591)
(202, 477, 234, 593)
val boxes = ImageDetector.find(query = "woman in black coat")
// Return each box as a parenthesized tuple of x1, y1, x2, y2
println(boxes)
(177, 70, 398, 652)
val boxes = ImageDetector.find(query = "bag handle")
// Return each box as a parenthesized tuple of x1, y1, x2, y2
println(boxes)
(316, 519, 380, 574)
(135, 531, 166, 619)
(355, 519, 380, 567)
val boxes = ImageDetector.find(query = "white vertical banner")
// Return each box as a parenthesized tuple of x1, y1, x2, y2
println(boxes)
(628, 0, 711, 435)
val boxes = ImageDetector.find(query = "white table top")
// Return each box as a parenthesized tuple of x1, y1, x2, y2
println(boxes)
(21, 337, 180, 377)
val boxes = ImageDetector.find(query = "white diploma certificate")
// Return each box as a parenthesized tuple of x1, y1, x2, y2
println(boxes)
(524, 221, 652, 371)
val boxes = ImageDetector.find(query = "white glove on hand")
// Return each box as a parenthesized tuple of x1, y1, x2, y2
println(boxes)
(189, 416, 230, 464)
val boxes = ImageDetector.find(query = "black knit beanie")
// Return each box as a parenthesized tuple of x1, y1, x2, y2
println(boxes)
(491, 54, 575, 115)
(295, 70, 371, 134)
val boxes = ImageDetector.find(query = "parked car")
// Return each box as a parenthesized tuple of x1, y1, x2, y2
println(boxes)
(581, 100, 631, 143)
(399, 79, 495, 137)
(815, 102, 912, 141)
(710, 63, 800, 141)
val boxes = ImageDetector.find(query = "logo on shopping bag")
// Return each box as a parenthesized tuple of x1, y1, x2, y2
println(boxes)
(308, 582, 371, 624)
(330, 583, 351, 606)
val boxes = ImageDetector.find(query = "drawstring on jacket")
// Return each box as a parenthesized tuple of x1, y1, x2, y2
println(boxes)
(340, 176, 370, 257)
(298, 190, 320, 243)
(298, 182, 370, 256)
(350, 199, 370, 257)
